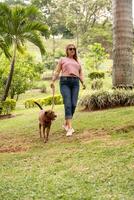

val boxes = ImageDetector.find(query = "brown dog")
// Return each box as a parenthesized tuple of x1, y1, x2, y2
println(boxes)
(34, 102, 57, 143)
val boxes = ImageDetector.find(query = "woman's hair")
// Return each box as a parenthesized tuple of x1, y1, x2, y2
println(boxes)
(66, 44, 78, 61)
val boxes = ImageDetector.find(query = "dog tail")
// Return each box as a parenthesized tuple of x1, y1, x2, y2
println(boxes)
(34, 101, 43, 110)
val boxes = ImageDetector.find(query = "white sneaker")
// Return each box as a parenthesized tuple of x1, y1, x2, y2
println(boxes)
(62, 124, 69, 131)
(66, 128, 74, 137)
(71, 128, 75, 133)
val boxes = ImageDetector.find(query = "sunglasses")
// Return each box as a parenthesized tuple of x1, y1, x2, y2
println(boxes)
(68, 48, 76, 51)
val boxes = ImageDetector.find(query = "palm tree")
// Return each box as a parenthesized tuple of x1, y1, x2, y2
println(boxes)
(0, 3, 49, 101)
(0, 36, 11, 59)
(112, 0, 133, 88)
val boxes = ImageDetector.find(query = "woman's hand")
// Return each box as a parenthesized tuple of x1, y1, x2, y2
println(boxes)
(82, 83, 86, 90)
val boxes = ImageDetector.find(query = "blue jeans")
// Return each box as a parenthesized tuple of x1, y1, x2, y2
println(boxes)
(60, 76, 80, 119)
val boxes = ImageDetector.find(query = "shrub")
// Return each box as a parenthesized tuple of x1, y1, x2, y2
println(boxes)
(25, 95, 63, 108)
(79, 89, 134, 111)
(91, 79, 103, 90)
(24, 99, 35, 108)
(0, 99, 16, 115)
(88, 71, 105, 80)
(40, 83, 47, 93)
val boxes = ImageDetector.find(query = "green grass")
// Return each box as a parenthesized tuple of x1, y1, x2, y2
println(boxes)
(1, 86, 134, 199)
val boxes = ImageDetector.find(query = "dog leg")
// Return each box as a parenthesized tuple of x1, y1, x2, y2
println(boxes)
(39, 123, 42, 138)
(43, 126, 46, 143)
(46, 127, 50, 142)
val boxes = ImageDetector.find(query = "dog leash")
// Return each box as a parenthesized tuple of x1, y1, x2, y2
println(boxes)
(51, 86, 55, 110)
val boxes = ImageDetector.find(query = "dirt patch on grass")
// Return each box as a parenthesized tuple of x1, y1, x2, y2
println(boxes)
(54, 128, 110, 144)
(74, 130, 132, 148)
(0, 114, 15, 120)
(78, 129, 109, 141)
(54, 126, 133, 148)
(1, 123, 134, 152)
(113, 124, 134, 133)
(0, 146, 28, 153)
(0, 135, 32, 153)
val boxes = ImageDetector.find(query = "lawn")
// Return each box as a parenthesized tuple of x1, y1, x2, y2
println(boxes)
(0, 87, 134, 200)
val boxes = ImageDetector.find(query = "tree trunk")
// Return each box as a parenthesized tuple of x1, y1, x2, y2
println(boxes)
(1, 43, 17, 101)
(10, 88, 15, 99)
(16, 94, 19, 101)
(112, 0, 133, 87)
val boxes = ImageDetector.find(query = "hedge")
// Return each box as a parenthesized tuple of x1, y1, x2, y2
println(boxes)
(0, 99, 16, 115)
(25, 95, 63, 108)
(79, 89, 134, 111)
(88, 71, 105, 80)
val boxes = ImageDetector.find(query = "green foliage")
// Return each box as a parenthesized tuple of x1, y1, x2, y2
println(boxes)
(31, 0, 111, 41)
(0, 36, 11, 59)
(88, 71, 105, 80)
(55, 50, 65, 59)
(43, 50, 65, 70)
(91, 79, 103, 90)
(85, 43, 109, 70)
(40, 83, 47, 93)
(63, 0, 111, 38)
(81, 23, 112, 53)
(0, 3, 49, 100)
(43, 52, 55, 70)
(0, 98, 16, 114)
(0, 54, 44, 99)
(0, 3, 49, 57)
(25, 95, 63, 108)
(32, 0, 74, 38)
(79, 89, 134, 111)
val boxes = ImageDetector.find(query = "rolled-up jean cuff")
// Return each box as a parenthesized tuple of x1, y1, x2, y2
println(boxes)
(65, 115, 72, 120)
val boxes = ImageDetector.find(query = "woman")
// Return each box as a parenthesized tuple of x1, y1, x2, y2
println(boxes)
(51, 44, 86, 136)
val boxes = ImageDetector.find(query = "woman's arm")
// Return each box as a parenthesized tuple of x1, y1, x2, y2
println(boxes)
(52, 64, 62, 82)
(79, 66, 86, 90)
(50, 63, 62, 88)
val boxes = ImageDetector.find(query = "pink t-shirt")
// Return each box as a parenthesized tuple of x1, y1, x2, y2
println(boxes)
(58, 57, 83, 82)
